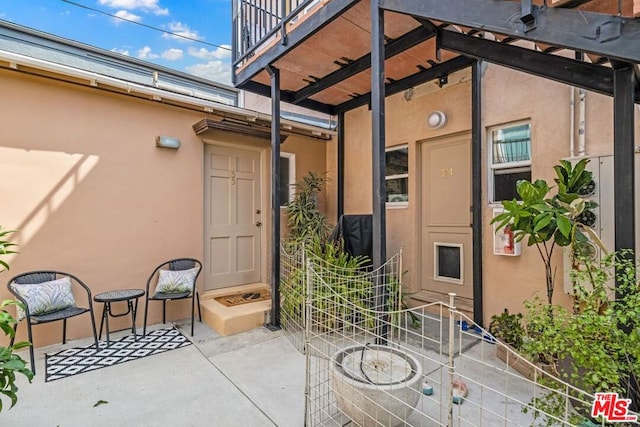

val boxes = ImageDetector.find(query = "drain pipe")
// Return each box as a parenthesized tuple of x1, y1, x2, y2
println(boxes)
(570, 87, 575, 158)
(577, 88, 587, 157)
(575, 52, 587, 157)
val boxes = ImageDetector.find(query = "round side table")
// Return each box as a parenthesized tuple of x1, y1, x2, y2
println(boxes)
(94, 289, 145, 346)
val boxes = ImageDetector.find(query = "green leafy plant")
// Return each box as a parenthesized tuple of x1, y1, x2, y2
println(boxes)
(281, 237, 375, 331)
(0, 227, 33, 413)
(489, 309, 525, 350)
(522, 251, 640, 425)
(0, 227, 17, 272)
(285, 171, 330, 243)
(492, 158, 596, 304)
(282, 171, 411, 333)
(0, 300, 33, 412)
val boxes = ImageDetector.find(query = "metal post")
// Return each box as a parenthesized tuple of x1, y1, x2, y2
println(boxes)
(371, 0, 388, 343)
(280, 0, 288, 45)
(303, 255, 312, 424)
(268, 65, 281, 329)
(613, 65, 636, 299)
(337, 111, 345, 219)
(232, 0, 239, 81)
(447, 292, 457, 426)
(471, 60, 484, 327)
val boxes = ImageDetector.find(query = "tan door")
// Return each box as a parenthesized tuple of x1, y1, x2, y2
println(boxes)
(420, 134, 473, 301)
(204, 144, 262, 290)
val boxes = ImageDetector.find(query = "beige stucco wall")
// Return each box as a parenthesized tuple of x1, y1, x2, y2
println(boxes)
(338, 63, 640, 326)
(342, 79, 472, 297)
(0, 69, 328, 346)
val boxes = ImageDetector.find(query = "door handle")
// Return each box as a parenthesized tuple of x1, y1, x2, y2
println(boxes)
(255, 221, 262, 227)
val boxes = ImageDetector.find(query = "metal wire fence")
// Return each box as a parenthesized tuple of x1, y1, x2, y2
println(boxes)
(280, 243, 640, 426)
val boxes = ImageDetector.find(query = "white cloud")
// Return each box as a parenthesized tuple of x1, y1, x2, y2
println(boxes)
(163, 22, 203, 42)
(161, 48, 184, 61)
(187, 46, 231, 61)
(185, 61, 231, 85)
(98, 0, 169, 16)
(114, 10, 142, 23)
(111, 48, 130, 56)
(137, 46, 159, 60)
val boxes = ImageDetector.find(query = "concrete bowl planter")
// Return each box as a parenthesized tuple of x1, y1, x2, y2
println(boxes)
(329, 344, 423, 427)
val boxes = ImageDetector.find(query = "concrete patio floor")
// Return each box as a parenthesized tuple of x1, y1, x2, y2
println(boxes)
(3, 321, 305, 427)
(2, 317, 582, 426)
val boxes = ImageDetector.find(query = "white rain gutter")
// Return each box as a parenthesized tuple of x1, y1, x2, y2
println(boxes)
(569, 87, 575, 158)
(0, 49, 335, 138)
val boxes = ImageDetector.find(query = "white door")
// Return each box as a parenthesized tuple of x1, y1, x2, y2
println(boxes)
(204, 144, 262, 290)
(420, 134, 473, 301)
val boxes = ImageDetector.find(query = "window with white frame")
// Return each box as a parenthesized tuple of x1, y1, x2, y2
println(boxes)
(279, 152, 296, 207)
(489, 122, 531, 203)
(385, 145, 408, 205)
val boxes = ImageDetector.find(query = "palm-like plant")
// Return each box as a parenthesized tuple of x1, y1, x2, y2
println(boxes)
(285, 171, 330, 243)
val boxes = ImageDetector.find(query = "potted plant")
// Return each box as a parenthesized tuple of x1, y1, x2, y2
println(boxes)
(489, 309, 537, 380)
(522, 250, 640, 425)
(0, 227, 33, 413)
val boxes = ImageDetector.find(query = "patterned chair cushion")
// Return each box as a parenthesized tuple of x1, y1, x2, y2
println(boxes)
(11, 276, 76, 321)
(154, 267, 198, 294)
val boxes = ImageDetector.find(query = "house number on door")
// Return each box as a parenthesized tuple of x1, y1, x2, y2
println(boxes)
(440, 168, 453, 178)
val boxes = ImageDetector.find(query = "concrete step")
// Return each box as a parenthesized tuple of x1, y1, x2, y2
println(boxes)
(200, 283, 271, 336)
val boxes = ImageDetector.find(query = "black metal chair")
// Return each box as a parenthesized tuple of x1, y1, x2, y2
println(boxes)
(7, 271, 99, 375)
(142, 258, 202, 336)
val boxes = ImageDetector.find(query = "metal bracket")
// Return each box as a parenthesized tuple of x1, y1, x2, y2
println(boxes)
(280, 22, 288, 46)
(597, 20, 623, 43)
(265, 65, 278, 77)
(520, 0, 537, 33)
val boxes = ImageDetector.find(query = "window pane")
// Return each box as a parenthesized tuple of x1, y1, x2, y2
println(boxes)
(492, 124, 531, 165)
(279, 157, 290, 207)
(437, 245, 461, 280)
(493, 170, 531, 202)
(386, 147, 408, 175)
(386, 177, 408, 203)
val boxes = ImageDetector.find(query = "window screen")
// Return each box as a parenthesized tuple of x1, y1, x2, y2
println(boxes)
(279, 156, 290, 207)
(385, 146, 409, 203)
(490, 123, 531, 202)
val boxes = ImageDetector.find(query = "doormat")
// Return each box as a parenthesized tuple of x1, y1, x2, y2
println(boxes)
(214, 289, 271, 307)
(45, 327, 191, 382)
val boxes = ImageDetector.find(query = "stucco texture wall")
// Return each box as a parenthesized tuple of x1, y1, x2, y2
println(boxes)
(338, 63, 640, 326)
(0, 70, 328, 346)
(0, 70, 207, 345)
(343, 80, 472, 296)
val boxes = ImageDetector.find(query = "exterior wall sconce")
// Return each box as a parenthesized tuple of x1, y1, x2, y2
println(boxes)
(156, 136, 181, 149)
(427, 111, 447, 129)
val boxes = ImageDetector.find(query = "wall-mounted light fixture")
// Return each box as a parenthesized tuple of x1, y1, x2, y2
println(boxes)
(427, 111, 447, 129)
(156, 136, 181, 149)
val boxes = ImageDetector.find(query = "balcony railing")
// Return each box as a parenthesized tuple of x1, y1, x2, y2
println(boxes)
(232, 0, 322, 72)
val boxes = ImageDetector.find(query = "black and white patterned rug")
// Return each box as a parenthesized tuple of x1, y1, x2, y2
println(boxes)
(45, 327, 192, 382)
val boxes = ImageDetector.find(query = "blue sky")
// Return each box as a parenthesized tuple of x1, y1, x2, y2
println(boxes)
(0, 0, 233, 85)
